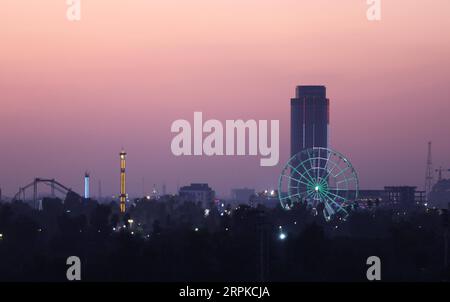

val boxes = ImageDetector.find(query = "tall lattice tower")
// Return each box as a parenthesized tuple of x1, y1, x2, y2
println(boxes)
(425, 141, 434, 199)
(120, 150, 127, 213)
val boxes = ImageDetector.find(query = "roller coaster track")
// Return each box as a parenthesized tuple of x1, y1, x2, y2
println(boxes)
(12, 178, 80, 209)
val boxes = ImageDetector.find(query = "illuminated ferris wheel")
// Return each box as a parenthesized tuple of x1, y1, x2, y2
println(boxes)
(278, 147, 359, 220)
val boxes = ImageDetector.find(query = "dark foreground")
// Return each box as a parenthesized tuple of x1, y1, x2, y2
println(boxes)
(0, 195, 449, 282)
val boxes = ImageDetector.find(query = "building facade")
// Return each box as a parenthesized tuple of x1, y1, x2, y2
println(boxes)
(179, 183, 215, 207)
(291, 85, 329, 158)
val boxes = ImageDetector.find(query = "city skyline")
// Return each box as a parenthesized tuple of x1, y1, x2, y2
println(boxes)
(1, 1, 450, 197)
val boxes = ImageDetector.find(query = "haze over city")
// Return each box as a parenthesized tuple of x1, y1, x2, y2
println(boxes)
(1, 0, 450, 197)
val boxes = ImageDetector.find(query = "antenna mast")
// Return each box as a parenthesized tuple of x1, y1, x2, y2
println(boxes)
(425, 141, 434, 200)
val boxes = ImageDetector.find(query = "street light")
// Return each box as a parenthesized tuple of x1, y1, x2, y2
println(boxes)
(279, 232, 287, 240)
(128, 219, 134, 228)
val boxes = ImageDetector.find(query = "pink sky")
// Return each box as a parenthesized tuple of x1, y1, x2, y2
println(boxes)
(1, 0, 450, 197)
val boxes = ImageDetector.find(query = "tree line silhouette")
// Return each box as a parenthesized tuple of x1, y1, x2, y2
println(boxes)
(0, 193, 448, 282)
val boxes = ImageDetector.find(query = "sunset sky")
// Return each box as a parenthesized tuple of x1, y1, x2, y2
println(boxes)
(1, 0, 450, 197)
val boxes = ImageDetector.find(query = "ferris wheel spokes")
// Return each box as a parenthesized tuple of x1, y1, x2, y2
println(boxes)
(278, 147, 359, 220)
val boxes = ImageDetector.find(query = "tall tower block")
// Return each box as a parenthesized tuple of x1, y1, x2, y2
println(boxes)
(290, 86, 329, 195)
(84, 172, 90, 199)
(291, 85, 329, 158)
(120, 150, 127, 213)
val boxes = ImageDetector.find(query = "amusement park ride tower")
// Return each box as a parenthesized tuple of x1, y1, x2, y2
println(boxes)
(120, 150, 127, 213)
(84, 172, 90, 199)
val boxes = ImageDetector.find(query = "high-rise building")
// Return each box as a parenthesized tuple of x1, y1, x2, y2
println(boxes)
(120, 150, 127, 213)
(291, 85, 329, 158)
(84, 172, 90, 199)
(179, 183, 215, 208)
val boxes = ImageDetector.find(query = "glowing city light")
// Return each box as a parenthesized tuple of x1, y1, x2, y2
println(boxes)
(279, 232, 287, 240)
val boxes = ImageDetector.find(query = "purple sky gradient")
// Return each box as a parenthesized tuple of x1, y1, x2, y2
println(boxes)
(1, 1, 450, 197)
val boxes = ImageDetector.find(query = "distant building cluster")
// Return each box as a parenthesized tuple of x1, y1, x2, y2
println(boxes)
(356, 186, 425, 208)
